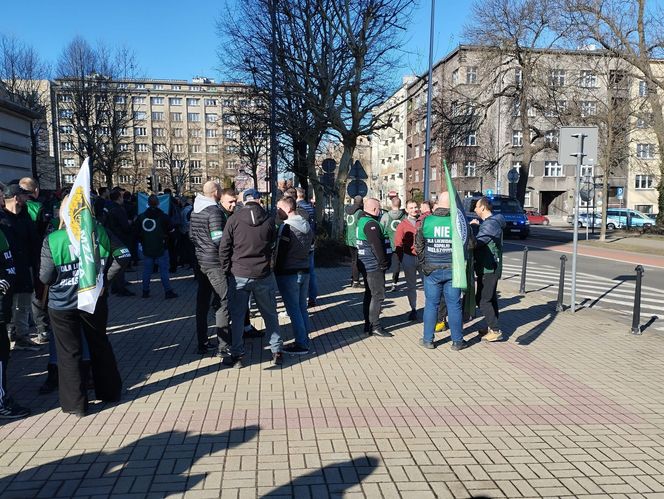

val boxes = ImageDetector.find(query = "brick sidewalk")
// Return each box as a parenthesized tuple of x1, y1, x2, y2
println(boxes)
(1, 264, 664, 498)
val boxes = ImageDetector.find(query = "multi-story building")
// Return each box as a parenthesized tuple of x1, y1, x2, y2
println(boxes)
(370, 77, 414, 205)
(51, 76, 263, 194)
(401, 45, 660, 218)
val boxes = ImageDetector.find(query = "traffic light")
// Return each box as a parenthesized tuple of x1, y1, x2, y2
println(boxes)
(146, 175, 153, 191)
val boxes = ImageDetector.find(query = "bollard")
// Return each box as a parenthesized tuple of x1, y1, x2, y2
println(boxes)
(555, 255, 567, 312)
(630, 265, 644, 335)
(519, 246, 528, 295)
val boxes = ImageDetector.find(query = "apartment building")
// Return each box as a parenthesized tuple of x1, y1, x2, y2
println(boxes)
(370, 77, 414, 204)
(52, 76, 261, 193)
(402, 45, 660, 218)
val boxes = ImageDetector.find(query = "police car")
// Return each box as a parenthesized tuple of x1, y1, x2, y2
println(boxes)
(462, 193, 530, 239)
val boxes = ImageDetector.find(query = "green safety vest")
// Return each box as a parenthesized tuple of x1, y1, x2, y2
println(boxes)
(344, 209, 361, 247)
(356, 215, 390, 272)
(421, 215, 454, 267)
(26, 199, 43, 223)
(381, 210, 405, 250)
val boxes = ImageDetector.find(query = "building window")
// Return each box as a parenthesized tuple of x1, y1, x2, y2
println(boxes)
(132, 96, 145, 104)
(153, 144, 166, 153)
(524, 192, 532, 207)
(549, 69, 566, 87)
(452, 69, 459, 85)
(171, 85, 181, 90)
(187, 113, 200, 122)
(544, 161, 563, 177)
(152, 128, 164, 137)
(465, 131, 477, 146)
(135, 83, 145, 90)
(174, 144, 184, 153)
(154, 84, 164, 90)
(581, 165, 594, 177)
(151, 112, 164, 121)
(224, 161, 235, 170)
(170, 128, 181, 138)
(635, 204, 652, 214)
(133, 111, 146, 120)
(579, 70, 597, 88)
(59, 125, 73, 134)
(639, 80, 649, 97)
(205, 99, 217, 106)
(206, 128, 217, 138)
(169, 97, 182, 106)
(544, 130, 558, 147)
(190, 160, 201, 168)
(114, 95, 126, 104)
(512, 99, 521, 117)
(205, 113, 218, 123)
(414, 170, 420, 182)
(63, 174, 75, 184)
(207, 144, 219, 153)
(580, 100, 597, 117)
(170, 112, 182, 122)
(63, 158, 76, 168)
(464, 161, 477, 177)
(223, 99, 233, 107)
(155, 160, 167, 169)
(466, 66, 478, 84)
(431, 167, 437, 181)
(514, 68, 522, 87)
(189, 128, 201, 138)
(635, 175, 653, 189)
(61, 141, 74, 151)
(191, 176, 202, 185)
(512, 130, 523, 147)
(58, 94, 72, 103)
(190, 144, 201, 153)
(224, 129, 236, 139)
(118, 175, 133, 184)
(225, 145, 239, 155)
(136, 143, 149, 153)
(636, 114, 653, 128)
(636, 143, 656, 159)
(59, 109, 73, 119)
(187, 98, 200, 106)
(189, 86, 200, 91)
(151, 97, 164, 105)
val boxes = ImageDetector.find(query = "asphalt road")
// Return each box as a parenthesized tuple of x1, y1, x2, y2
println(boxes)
(500, 229, 664, 334)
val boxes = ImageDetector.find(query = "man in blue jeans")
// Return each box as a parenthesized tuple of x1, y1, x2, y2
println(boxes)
(415, 192, 468, 351)
(275, 196, 314, 354)
(219, 189, 282, 368)
(295, 188, 317, 307)
(136, 195, 177, 299)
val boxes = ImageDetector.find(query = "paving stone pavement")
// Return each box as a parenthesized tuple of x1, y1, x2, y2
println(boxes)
(1, 263, 664, 498)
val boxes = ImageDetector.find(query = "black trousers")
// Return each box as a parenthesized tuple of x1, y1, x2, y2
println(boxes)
(49, 296, 122, 413)
(476, 272, 500, 330)
(167, 233, 179, 272)
(31, 289, 50, 333)
(349, 247, 360, 283)
(0, 320, 9, 403)
(360, 268, 385, 331)
(195, 266, 230, 349)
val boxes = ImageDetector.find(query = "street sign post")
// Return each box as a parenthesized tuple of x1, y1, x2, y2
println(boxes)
(322, 158, 336, 174)
(347, 179, 368, 198)
(348, 160, 368, 179)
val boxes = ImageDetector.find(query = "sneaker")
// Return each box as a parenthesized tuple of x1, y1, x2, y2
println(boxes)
(307, 298, 317, 308)
(165, 290, 178, 299)
(36, 331, 50, 344)
(369, 328, 393, 338)
(451, 340, 469, 351)
(408, 310, 418, 321)
(283, 344, 310, 355)
(243, 325, 264, 338)
(419, 339, 435, 349)
(0, 397, 30, 419)
(483, 328, 503, 342)
(13, 338, 42, 351)
(142, 291, 150, 298)
(351, 281, 361, 289)
(217, 345, 231, 357)
(221, 355, 243, 368)
(388, 283, 396, 292)
(272, 352, 283, 365)
(434, 321, 448, 332)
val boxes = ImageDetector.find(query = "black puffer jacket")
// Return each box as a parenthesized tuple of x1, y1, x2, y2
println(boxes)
(0, 208, 38, 293)
(189, 194, 229, 269)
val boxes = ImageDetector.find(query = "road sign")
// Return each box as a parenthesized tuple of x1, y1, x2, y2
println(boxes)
(347, 179, 368, 197)
(616, 187, 624, 200)
(322, 158, 336, 174)
(321, 172, 334, 187)
(507, 169, 520, 184)
(580, 187, 595, 202)
(558, 126, 599, 167)
(348, 160, 368, 179)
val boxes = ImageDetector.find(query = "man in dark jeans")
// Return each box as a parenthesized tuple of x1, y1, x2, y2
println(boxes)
(470, 196, 506, 342)
(189, 182, 235, 355)
(106, 189, 135, 296)
(355, 198, 391, 337)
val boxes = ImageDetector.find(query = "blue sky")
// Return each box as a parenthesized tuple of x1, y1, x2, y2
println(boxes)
(2, 0, 470, 85)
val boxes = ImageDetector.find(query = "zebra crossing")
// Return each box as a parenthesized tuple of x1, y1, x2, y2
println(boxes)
(501, 260, 664, 329)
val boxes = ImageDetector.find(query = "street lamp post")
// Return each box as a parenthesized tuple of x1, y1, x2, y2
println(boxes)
(422, 0, 435, 199)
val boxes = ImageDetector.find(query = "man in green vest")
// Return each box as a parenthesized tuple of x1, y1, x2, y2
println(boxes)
(470, 197, 506, 342)
(380, 196, 405, 292)
(356, 197, 391, 337)
(344, 196, 363, 288)
(415, 192, 468, 351)
(136, 195, 178, 299)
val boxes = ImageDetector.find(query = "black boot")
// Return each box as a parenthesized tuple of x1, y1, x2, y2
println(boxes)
(39, 364, 59, 394)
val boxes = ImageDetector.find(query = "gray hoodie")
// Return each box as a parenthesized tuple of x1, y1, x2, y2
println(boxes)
(275, 215, 313, 275)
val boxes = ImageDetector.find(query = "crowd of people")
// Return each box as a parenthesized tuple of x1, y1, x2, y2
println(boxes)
(0, 175, 504, 421)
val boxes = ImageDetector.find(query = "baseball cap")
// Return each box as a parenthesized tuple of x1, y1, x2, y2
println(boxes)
(3, 184, 31, 198)
(243, 189, 261, 202)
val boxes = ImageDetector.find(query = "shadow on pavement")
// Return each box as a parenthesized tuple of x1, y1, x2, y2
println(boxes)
(262, 456, 379, 497)
(0, 425, 260, 498)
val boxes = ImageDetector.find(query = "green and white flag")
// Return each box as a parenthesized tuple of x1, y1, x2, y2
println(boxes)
(61, 158, 103, 313)
(443, 160, 468, 290)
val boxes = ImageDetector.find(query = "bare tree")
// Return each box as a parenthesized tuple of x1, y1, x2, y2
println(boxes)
(152, 119, 198, 195)
(0, 34, 52, 184)
(56, 37, 138, 189)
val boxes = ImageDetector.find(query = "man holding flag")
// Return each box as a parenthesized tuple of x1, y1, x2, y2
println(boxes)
(39, 159, 128, 417)
(415, 163, 471, 351)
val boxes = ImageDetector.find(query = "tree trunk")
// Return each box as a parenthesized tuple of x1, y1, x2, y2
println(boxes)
(332, 141, 356, 240)
(30, 123, 39, 180)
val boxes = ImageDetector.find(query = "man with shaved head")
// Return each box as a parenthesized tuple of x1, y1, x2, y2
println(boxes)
(415, 191, 468, 351)
(356, 197, 392, 337)
(189, 182, 236, 355)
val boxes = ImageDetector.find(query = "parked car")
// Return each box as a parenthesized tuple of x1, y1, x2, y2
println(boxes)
(525, 210, 550, 225)
(462, 193, 530, 239)
(606, 208, 654, 229)
(569, 212, 604, 228)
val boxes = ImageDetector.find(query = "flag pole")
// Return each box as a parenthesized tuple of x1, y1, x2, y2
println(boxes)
(423, 0, 436, 200)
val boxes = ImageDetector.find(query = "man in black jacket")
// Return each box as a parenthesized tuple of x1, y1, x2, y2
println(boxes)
(219, 189, 281, 368)
(356, 198, 392, 337)
(106, 190, 135, 296)
(190, 182, 235, 355)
